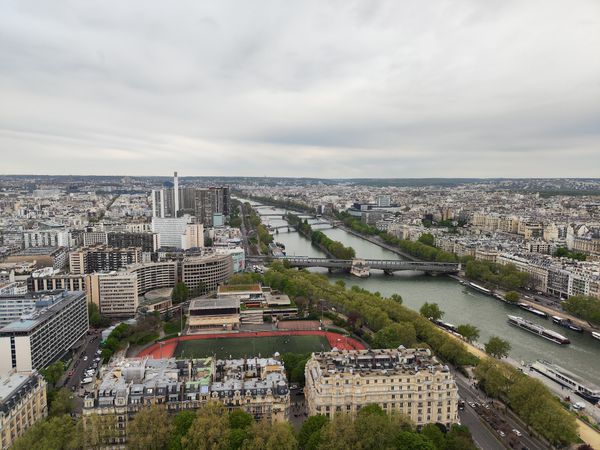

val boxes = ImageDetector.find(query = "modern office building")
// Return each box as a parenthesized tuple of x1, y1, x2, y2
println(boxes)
(151, 173, 230, 225)
(0, 371, 47, 450)
(86, 272, 139, 318)
(151, 216, 193, 249)
(0, 291, 89, 373)
(69, 245, 142, 275)
(214, 246, 245, 273)
(181, 253, 233, 293)
(304, 348, 459, 428)
(82, 356, 289, 447)
(181, 224, 204, 250)
(126, 261, 177, 296)
(187, 298, 240, 333)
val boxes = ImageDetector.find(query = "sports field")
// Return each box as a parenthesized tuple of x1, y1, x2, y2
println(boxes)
(174, 334, 331, 358)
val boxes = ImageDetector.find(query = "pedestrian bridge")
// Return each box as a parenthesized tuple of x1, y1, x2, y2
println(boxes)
(247, 256, 460, 274)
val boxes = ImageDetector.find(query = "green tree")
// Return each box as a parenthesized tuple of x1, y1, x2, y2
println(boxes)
(172, 282, 190, 304)
(128, 405, 174, 450)
(445, 424, 477, 450)
(41, 360, 65, 387)
(419, 423, 446, 450)
(456, 324, 480, 343)
(88, 301, 111, 328)
(298, 415, 328, 450)
(418, 233, 435, 247)
(484, 336, 511, 359)
(504, 291, 520, 302)
(395, 431, 436, 450)
(169, 410, 196, 450)
(49, 388, 75, 417)
(318, 414, 359, 450)
(388, 293, 403, 304)
(562, 295, 600, 326)
(241, 421, 297, 450)
(11, 415, 80, 450)
(182, 401, 230, 450)
(419, 302, 444, 321)
(373, 323, 417, 348)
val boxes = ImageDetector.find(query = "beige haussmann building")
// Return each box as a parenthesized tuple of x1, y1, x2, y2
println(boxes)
(305, 347, 459, 428)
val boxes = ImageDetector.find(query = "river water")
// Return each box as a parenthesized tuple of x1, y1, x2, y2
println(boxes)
(250, 203, 600, 386)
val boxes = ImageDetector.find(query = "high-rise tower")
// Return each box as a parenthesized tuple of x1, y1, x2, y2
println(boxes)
(174, 171, 179, 216)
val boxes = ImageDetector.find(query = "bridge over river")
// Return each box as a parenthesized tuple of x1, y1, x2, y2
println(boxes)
(246, 256, 460, 275)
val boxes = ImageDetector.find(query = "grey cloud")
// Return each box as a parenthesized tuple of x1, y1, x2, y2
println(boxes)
(0, 0, 599, 177)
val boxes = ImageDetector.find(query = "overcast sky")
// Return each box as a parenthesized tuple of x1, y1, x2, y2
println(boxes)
(1, 0, 599, 178)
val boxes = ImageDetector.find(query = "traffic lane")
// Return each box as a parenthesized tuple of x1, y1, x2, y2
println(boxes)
(459, 407, 505, 450)
(64, 331, 101, 392)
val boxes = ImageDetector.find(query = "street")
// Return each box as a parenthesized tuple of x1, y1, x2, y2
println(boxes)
(60, 330, 102, 412)
(455, 372, 549, 450)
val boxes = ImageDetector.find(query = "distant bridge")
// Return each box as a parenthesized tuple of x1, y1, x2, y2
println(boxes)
(246, 256, 460, 275)
(269, 221, 335, 230)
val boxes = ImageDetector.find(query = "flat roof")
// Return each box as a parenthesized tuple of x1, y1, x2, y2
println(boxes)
(189, 298, 240, 310)
(218, 284, 261, 293)
(0, 372, 32, 400)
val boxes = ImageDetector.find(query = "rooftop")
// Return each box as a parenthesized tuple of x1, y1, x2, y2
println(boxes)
(189, 298, 240, 310)
(218, 283, 262, 294)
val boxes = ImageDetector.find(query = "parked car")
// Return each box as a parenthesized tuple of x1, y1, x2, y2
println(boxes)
(512, 429, 522, 437)
(497, 430, 506, 437)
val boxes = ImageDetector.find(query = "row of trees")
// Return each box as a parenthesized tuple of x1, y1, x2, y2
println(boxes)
(311, 230, 356, 259)
(475, 359, 578, 446)
(100, 314, 162, 361)
(244, 194, 316, 214)
(14, 401, 477, 450)
(464, 260, 529, 290)
(418, 302, 510, 358)
(337, 212, 458, 262)
(562, 295, 600, 326)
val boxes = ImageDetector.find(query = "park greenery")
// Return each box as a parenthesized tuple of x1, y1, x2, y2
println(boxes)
(419, 302, 444, 321)
(554, 246, 587, 261)
(171, 281, 207, 303)
(484, 336, 511, 359)
(504, 291, 520, 302)
(562, 295, 600, 326)
(286, 213, 356, 259)
(455, 324, 480, 343)
(100, 314, 162, 362)
(464, 260, 529, 291)
(88, 302, 111, 328)
(13, 401, 479, 450)
(336, 212, 458, 262)
(281, 352, 311, 385)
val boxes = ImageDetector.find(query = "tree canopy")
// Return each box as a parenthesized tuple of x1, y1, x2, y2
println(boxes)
(484, 336, 511, 359)
(419, 302, 444, 321)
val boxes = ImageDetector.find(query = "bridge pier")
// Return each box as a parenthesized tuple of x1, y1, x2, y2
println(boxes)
(383, 270, 393, 276)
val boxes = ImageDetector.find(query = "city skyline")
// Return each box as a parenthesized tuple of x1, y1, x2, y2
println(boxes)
(1, 0, 599, 178)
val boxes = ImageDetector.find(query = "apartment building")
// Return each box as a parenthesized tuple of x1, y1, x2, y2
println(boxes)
(83, 356, 289, 447)
(69, 245, 142, 274)
(86, 272, 139, 318)
(0, 291, 88, 373)
(305, 348, 459, 428)
(0, 371, 47, 450)
(181, 253, 233, 293)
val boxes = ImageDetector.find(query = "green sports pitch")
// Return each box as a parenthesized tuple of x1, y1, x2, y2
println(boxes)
(174, 335, 331, 359)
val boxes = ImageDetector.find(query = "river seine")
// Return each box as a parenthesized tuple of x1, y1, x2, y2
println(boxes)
(249, 203, 600, 386)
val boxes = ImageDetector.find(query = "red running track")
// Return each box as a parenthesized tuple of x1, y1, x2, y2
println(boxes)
(138, 330, 365, 359)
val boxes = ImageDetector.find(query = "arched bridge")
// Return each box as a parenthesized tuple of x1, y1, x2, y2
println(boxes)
(247, 256, 460, 274)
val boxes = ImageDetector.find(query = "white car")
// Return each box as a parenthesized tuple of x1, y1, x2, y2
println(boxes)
(497, 430, 506, 438)
(512, 429, 522, 437)
(83, 356, 88, 361)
